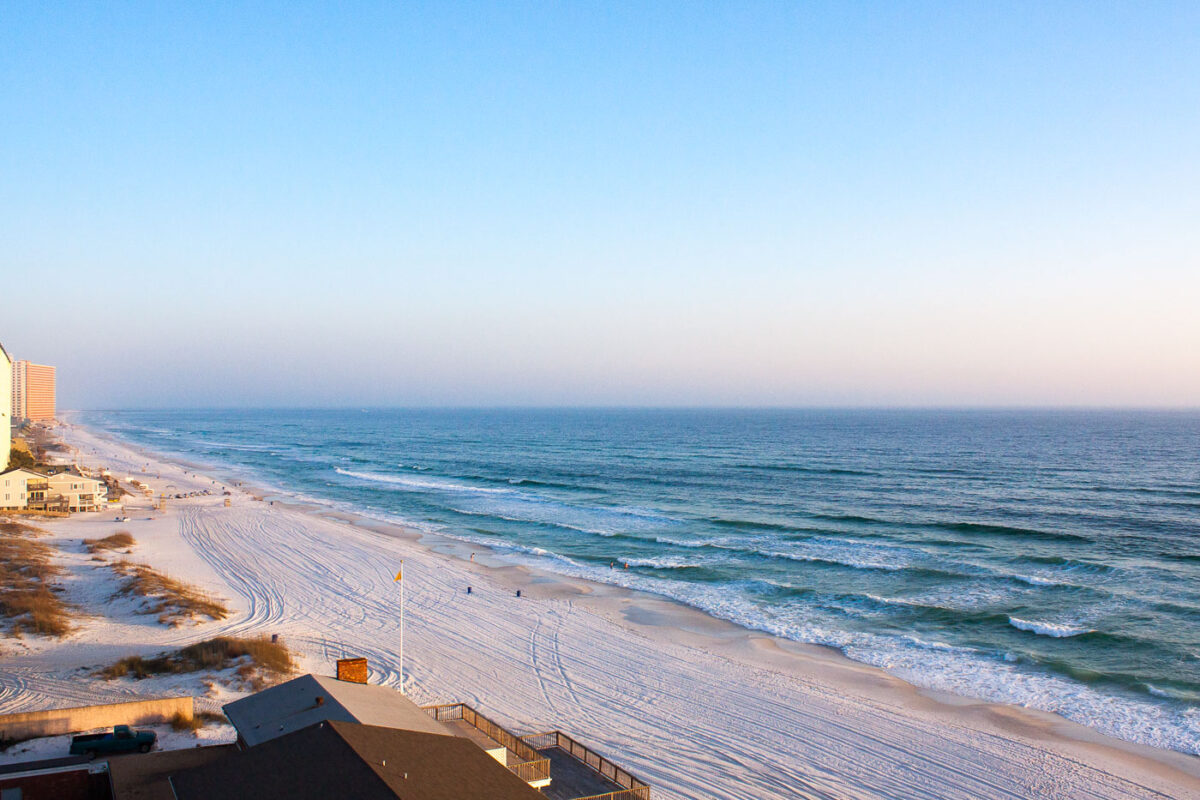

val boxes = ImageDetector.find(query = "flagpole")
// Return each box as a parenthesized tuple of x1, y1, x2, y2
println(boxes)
(399, 560, 405, 694)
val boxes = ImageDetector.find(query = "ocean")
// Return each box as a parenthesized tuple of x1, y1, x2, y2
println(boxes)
(79, 408, 1200, 753)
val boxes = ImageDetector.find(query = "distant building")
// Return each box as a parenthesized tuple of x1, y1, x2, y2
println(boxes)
(0, 343, 10, 469)
(12, 360, 56, 422)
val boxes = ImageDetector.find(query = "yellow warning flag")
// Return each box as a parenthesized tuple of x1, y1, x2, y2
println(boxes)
(394, 564, 403, 582)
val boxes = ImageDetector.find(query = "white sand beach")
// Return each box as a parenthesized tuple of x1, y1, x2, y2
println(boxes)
(2, 422, 1198, 800)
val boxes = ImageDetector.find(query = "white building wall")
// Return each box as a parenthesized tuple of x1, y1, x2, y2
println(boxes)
(0, 468, 47, 510)
(0, 344, 11, 471)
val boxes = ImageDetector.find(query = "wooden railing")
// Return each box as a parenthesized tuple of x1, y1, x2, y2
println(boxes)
(572, 791, 652, 800)
(507, 758, 552, 784)
(522, 730, 651, 800)
(422, 703, 550, 785)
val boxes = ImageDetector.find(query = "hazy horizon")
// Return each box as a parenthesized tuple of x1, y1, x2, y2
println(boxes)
(4, 3, 1198, 410)
(69, 404, 1200, 413)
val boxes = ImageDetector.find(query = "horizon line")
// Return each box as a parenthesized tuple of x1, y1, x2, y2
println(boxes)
(63, 404, 1200, 413)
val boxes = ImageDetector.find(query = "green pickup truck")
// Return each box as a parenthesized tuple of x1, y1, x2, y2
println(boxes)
(69, 725, 157, 757)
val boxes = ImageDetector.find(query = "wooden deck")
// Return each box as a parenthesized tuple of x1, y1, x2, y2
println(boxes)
(535, 745, 625, 800)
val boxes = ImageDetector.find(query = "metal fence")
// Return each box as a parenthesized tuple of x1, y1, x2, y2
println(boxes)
(522, 730, 651, 800)
(422, 703, 550, 785)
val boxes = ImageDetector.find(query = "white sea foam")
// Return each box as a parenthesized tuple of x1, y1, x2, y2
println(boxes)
(1007, 617, 1094, 638)
(191, 439, 275, 452)
(763, 548, 907, 571)
(448, 506, 620, 537)
(620, 554, 709, 569)
(1012, 574, 1060, 586)
(656, 534, 913, 572)
(335, 467, 514, 495)
(446, 495, 676, 537)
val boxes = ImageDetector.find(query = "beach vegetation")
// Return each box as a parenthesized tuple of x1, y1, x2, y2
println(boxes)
(111, 562, 228, 626)
(84, 531, 136, 553)
(0, 519, 45, 536)
(0, 528, 72, 637)
(0, 735, 35, 752)
(169, 710, 225, 732)
(169, 711, 202, 732)
(5, 447, 38, 471)
(100, 636, 294, 691)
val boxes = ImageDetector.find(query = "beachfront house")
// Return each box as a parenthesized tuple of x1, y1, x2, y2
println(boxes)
(171, 719, 547, 800)
(44, 470, 107, 512)
(223, 673, 457, 748)
(221, 669, 651, 800)
(0, 467, 106, 513)
(222, 673, 551, 792)
(0, 666, 651, 800)
(0, 467, 50, 510)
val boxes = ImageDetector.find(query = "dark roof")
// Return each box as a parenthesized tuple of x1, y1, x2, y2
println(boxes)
(170, 720, 544, 800)
(0, 755, 90, 776)
(107, 745, 235, 800)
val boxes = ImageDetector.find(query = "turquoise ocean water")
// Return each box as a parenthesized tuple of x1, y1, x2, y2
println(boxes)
(80, 409, 1200, 753)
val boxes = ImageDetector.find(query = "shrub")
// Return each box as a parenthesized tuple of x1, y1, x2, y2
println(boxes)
(84, 532, 135, 553)
(170, 711, 203, 732)
(100, 636, 295, 691)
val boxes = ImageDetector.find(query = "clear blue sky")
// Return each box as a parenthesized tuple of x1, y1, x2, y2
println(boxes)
(2, 2, 1197, 408)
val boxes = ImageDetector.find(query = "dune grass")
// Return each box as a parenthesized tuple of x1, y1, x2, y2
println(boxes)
(111, 562, 228, 626)
(169, 710, 202, 732)
(170, 709, 229, 732)
(101, 636, 294, 690)
(0, 520, 44, 536)
(84, 531, 135, 553)
(0, 526, 71, 637)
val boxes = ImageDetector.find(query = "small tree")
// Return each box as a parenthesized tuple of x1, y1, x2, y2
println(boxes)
(6, 449, 37, 471)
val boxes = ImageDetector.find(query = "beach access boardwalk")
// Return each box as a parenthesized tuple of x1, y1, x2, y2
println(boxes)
(422, 703, 650, 800)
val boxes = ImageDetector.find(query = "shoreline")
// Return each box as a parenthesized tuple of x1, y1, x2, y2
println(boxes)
(9, 418, 1200, 799)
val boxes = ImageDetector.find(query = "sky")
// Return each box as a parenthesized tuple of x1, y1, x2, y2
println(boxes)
(2, 2, 1198, 409)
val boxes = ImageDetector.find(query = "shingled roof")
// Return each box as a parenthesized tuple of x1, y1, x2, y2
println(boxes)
(169, 720, 544, 800)
(223, 674, 451, 747)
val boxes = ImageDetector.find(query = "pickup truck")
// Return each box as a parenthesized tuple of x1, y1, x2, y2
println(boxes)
(69, 725, 156, 757)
